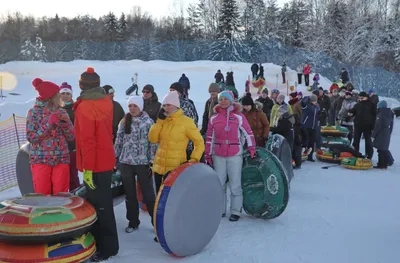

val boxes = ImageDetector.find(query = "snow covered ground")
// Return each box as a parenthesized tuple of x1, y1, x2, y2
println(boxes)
(0, 60, 399, 263)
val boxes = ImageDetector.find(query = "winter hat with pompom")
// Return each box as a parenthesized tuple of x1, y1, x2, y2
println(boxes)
(79, 67, 100, 90)
(162, 90, 180, 108)
(32, 78, 60, 101)
(218, 90, 234, 105)
(241, 93, 254, 106)
(127, 96, 144, 112)
(60, 82, 73, 95)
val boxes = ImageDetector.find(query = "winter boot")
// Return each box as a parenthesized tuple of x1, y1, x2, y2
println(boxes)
(125, 224, 139, 233)
(90, 253, 115, 262)
(229, 215, 240, 222)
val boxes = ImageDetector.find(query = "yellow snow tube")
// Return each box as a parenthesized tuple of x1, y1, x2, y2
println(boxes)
(341, 157, 373, 170)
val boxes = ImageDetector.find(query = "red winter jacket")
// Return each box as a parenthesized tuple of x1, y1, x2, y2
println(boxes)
(74, 92, 116, 173)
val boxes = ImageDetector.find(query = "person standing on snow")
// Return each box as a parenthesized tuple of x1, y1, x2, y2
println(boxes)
(289, 92, 303, 169)
(200, 83, 220, 136)
(241, 93, 270, 147)
(270, 89, 280, 104)
(296, 63, 303, 84)
(141, 84, 161, 123)
(215, 70, 224, 83)
(368, 89, 379, 105)
(74, 67, 119, 262)
(26, 78, 74, 195)
(372, 100, 393, 169)
(255, 88, 274, 121)
(338, 91, 356, 143)
(328, 87, 340, 125)
(114, 96, 157, 234)
(178, 73, 190, 97)
(281, 62, 287, 84)
(102, 85, 125, 144)
(225, 71, 239, 99)
(301, 94, 320, 162)
(304, 63, 311, 87)
(59, 82, 80, 191)
(347, 91, 376, 160)
(204, 90, 256, 222)
(270, 94, 293, 128)
(340, 68, 349, 84)
(251, 63, 259, 79)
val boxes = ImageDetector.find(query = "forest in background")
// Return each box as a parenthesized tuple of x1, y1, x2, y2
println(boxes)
(1, 0, 400, 98)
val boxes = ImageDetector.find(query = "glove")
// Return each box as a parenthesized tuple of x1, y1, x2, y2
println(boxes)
(48, 113, 60, 126)
(158, 108, 167, 120)
(83, 170, 96, 190)
(205, 155, 213, 167)
(248, 147, 256, 158)
(148, 164, 153, 178)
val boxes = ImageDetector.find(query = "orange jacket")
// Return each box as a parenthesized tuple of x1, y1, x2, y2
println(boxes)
(74, 96, 116, 173)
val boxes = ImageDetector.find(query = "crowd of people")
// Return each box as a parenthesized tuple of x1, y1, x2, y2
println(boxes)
(25, 66, 395, 262)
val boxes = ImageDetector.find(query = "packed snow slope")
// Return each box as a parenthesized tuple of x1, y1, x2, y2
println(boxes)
(0, 60, 399, 263)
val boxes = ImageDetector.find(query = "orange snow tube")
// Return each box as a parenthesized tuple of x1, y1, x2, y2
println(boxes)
(316, 150, 354, 163)
(136, 183, 148, 211)
(252, 77, 265, 88)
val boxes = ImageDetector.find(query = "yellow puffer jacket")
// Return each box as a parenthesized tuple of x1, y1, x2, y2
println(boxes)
(149, 109, 205, 175)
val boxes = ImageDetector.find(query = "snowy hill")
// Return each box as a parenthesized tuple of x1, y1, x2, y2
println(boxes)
(0, 60, 399, 263)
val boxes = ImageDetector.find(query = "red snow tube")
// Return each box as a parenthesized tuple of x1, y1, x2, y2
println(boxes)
(252, 77, 265, 88)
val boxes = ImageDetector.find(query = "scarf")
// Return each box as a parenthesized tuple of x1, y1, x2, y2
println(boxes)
(77, 87, 107, 100)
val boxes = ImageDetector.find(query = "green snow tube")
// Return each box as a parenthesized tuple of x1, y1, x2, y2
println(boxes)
(320, 125, 349, 137)
(321, 136, 350, 148)
(242, 147, 289, 219)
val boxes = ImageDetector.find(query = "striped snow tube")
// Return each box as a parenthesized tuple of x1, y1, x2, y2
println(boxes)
(341, 157, 373, 170)
(153, 162, 223, 257)
(316, 150, 354, 163)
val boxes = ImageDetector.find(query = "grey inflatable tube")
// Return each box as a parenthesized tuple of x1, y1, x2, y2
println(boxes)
(267, 134, 294, 183)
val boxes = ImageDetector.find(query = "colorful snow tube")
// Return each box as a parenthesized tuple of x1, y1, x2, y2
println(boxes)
(137, 183, 147, 212)
(252, 77, 265, 88)
(321, 136, 351, 148)
(316, 150, 354, 163)
(154, 162, 223, 257)
(321, 125, 349, 137)
(0, 193, 97, 243)
(0, 232, 96, 263)
(242, 147, 289, 220)
(341, 157, 373, 170)
(266, 134, 294, 183)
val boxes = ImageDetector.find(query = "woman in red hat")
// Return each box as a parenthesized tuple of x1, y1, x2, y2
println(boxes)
(26, 78, 74, 195)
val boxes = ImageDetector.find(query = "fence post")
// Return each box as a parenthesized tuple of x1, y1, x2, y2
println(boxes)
(12, 114, 21, 148)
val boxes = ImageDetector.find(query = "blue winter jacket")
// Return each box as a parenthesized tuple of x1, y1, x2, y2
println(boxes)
(301, 97, 320, 129)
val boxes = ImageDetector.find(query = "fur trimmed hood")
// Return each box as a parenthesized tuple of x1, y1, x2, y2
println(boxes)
(214, 102, 242, 113)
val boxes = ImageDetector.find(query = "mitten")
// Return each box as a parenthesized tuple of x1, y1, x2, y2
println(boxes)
(83, 170, 96, 190)
(48, 113, 60, 126)
(248, 147, 256, 158)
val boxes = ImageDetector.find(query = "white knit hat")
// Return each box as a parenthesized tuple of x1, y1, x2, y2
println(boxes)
(127, 96, 144, 112)
(162, 91, 180, 108)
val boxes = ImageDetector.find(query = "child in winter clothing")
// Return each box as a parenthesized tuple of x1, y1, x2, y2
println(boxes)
(60, 82, 80, 191)
(26, 78, 74, 195)
(149, 90, 204, 194)
(74, 67, 119, 261)
(215, 70, 224, 83)
(205, 91, 256, 222)
(114, 96, 158, 233)
(372, 100, 393, 169)
(270, 94, 293, 127)
(338, 91, 356, 143)
(241, 93, 270, 147)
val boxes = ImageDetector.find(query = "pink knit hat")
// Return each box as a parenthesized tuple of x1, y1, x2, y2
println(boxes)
(60, 82, 73, 95)
(162, 90, 180, 108)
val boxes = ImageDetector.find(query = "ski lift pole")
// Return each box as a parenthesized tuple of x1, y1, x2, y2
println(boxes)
(275, 74, 278, 90)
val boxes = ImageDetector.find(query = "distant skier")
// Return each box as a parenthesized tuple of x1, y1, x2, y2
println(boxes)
(258, 64, 264, 79)
(214, 70, 224, 84)
(281, 62, 287, 84)
(251, 63, 259, 79)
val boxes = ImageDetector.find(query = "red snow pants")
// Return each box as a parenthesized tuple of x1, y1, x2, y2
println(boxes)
(31, 163, 70, 195)
(69, 151, 80, 191)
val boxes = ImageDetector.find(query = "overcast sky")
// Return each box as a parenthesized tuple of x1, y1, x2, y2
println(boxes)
(2, 0, 289, 19)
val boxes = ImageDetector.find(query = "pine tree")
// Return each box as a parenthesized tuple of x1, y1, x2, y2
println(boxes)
(187, 3, 203, 38)
(265, 0, 280, 38)
(104, 12, 118, 41)
(209, 0, 244, 61)
(19, 37, 35, 60)
(34, 35, 47, 61)
(117, 13, 128, 41)
(242, 0, 266, 60)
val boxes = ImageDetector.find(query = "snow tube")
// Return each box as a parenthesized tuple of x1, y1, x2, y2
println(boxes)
(16, 142, 34, 195)
(393, 106, 400, 117)
(71, 170, 125, 207)
(320, 125, 349, 137)
(266, 134, 294, 183)
(0, 193, 97, 243)
(321, 136, 350, 148)
(0, 232, 96, 263)
(137, 182, 147, 211)
(252, 77, 265, 88)
(316, 149, 354, 163)
(341, 157, 373, 170)
(242, 147, 289, 219)
(154, 162, 223, 257)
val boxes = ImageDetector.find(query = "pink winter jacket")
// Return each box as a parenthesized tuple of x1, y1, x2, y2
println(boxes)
(205, 103, 256, 157)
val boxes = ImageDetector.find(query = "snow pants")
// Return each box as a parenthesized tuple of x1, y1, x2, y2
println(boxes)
(353, 126, 373, 159)
(302, 128, 316, 159)
(212, 155, 243, 216)
(297, 74, 302, 84)
(69, 151, 80, 191)
(120, 164, 155, 228)
(282, 72, 286, 83)
(377, 149, 389, 168)
(31, 163, 70, 195)
(85, 170, 119, 257)
(304, 74, 310, 86)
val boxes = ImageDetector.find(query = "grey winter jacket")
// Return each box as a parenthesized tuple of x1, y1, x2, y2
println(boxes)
(372, 108, 393, 151)
(338, 98, 356, 125)
(296, 65, 303, 74)
(114, 111, 157, 165)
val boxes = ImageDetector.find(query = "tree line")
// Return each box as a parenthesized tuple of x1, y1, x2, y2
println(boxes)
(0, 0, 399, 73)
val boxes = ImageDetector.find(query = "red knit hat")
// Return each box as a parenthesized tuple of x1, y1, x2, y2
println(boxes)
(32, 78, 60, 101)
